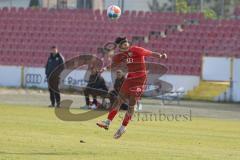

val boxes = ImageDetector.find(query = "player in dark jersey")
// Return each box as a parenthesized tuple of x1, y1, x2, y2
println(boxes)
(97, 37, 167, 139)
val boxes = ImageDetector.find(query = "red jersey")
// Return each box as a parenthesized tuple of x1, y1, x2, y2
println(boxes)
(112, 46, 152, 77)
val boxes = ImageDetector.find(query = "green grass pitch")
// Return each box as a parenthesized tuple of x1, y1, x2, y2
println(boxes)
(0, 104, 240, 160)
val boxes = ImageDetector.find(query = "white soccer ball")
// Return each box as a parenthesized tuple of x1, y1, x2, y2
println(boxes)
(107, 5, 121, 20)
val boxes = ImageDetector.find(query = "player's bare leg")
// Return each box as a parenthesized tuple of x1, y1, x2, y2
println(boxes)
(114, 95, 136, 139)
(96, 93, 125, 130)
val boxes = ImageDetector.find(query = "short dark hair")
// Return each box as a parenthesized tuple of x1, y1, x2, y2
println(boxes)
(116, 70, 123, 74)
(115, 37, 128, 45)
(51, 46, 57, 49)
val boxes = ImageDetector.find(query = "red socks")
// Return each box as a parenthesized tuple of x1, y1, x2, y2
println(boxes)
(107, 108, 118, 121)
(122, 113, 132, 126)
(107, 108, 132, 127)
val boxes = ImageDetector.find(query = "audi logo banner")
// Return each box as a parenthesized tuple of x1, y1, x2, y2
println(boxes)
(23, 67, 96, 89)
(25, 74, 42, 84)
(24, 67, 48, 88)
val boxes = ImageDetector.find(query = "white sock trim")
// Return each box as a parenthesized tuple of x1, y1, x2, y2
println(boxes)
(120, 125, 126, 131)
(106, 119, 111, 124)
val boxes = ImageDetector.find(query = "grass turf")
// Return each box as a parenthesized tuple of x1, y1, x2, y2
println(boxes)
(0, 104, 240, 160)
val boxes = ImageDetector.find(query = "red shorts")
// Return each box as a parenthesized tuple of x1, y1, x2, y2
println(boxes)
(120, 72, 147, 98)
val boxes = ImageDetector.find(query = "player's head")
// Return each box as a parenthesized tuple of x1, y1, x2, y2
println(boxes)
(91, 67, 98, 75)
(116, 70, 124, 79)
(51, 46, 58, 54)
(115, 37, 130, 52)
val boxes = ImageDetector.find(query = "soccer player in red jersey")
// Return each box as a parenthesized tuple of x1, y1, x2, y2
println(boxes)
(97, 37, 167, 139)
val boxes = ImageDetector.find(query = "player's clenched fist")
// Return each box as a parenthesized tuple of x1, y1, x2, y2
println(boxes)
(152, 51, 167, 59)
(160, 53, 167, 59)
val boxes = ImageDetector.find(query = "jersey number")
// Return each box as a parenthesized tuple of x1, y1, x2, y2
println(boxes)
(126, 58, 133, 63)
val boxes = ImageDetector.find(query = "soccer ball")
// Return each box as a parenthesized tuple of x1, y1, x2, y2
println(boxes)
(107, 5, 121, 20)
